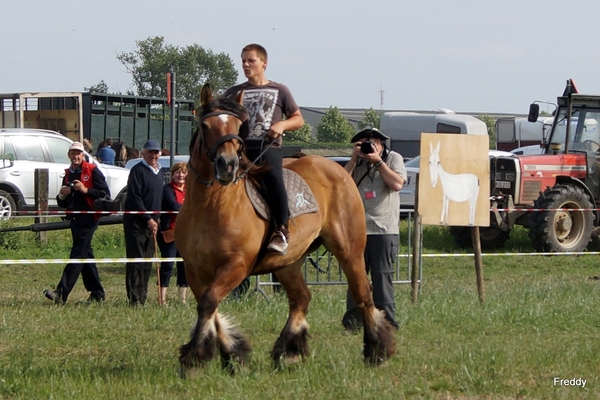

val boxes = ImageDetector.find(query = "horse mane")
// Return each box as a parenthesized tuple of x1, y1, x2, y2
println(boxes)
(200, 96, 248, 122)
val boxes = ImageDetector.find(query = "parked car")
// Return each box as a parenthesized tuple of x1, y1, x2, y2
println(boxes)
(325, 156, 351, 167)
(510, 144, 545, 155)
(124, 155, 190, 183)
(0, 128, 130, 218)
(400, 156, 420, 212)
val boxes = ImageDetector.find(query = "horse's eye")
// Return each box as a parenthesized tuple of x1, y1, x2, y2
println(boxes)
(201, 122, 210, 130)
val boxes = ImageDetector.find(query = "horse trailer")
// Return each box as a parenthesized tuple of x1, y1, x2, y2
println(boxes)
(380, 112, 488, 159)
(0, 92, 195, 155)
(495, 115, 553, 152)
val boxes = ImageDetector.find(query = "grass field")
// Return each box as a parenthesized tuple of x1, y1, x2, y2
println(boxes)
(0, 220, 599, 399)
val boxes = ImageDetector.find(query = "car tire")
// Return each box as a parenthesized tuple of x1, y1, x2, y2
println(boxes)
(0, 189, 17, 219)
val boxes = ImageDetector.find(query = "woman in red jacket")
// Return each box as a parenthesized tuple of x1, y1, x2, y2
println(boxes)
(157, 162, 188, 304)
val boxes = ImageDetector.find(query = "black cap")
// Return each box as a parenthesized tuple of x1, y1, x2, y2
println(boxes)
(350, 127, 390, 143)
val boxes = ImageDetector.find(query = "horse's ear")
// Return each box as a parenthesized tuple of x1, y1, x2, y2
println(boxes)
(200, 83, 213, 106)
(434, 141, 441, 154)
(234, 89, 245, 105)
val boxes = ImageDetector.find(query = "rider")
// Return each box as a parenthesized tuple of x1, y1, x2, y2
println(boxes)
(224, 43, 304, 255)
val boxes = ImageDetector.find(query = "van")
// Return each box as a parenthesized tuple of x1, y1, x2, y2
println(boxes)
(380, 112, 488, 159)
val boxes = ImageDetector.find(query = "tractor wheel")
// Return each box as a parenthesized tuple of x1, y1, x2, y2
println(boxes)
(528, 184, 594, 252)
(0, 190, 17, 219)
(450, 226, 510, 249)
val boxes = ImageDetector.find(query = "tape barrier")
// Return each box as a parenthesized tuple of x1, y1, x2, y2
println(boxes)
(3, 250, 599, 266)
(0, 257, 183, 265)
(16, 207, 600, 216)
(15, 210, 179, 215)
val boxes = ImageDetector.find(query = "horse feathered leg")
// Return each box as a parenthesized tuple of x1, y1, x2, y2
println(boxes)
(342, 268, 397, 365)
(324, 231, 397, 365)
(270, 259, 311, 370)
(179, 267, 252, 375)
(361, 303, 397, 365)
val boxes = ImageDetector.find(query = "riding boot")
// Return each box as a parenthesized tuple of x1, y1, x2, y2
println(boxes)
(267, 225, 289, 255)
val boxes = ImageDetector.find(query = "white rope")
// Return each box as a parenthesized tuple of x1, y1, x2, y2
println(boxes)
(0, 257, 183, 265)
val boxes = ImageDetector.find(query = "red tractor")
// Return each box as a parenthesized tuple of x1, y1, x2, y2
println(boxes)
(452, 79, 600, 252)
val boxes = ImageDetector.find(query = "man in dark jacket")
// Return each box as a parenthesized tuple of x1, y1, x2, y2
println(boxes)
(44, 141, 110, 304)
(123, 139, 164, 306)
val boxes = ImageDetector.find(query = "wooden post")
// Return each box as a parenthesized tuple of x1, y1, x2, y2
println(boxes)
(471, 226, 485, 303)
(411, 173, 421, 303)
(411, 214, 422, 303)
(34, 169, 49, 243)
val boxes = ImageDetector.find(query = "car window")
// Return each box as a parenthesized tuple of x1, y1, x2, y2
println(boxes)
(45, 137, 71, 163)
(1, 136, 15, 159)
(11, 136, 45, 162)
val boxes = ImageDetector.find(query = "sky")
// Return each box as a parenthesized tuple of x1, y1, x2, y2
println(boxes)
(2, 0, 600, 115)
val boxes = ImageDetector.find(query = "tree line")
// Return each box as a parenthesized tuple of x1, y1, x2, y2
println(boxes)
(86, 36, 495, 148)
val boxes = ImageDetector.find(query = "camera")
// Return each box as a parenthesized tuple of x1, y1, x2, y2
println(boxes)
(360, 141, 374, 154)
(67, 182, 75, 189)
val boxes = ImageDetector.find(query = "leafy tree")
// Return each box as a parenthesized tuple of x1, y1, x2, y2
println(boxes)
(84, 80, 110, 93)
(116, 36, 238, 101)
(316, 107, 355, 143)
(284, 120, 314, 144)
(358, 108, 381, 130)
(478, 114, 496, 149)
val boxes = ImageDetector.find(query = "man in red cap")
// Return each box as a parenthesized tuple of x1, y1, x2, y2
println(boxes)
(44, 141, 110, 304)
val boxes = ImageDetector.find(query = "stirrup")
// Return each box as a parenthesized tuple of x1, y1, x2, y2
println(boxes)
(267, 231, 288, 254)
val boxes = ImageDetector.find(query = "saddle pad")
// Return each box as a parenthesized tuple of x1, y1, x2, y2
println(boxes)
(245, 169, 319, 221)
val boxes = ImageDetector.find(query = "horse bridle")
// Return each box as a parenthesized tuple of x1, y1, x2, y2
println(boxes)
(188, 110, 246, 186)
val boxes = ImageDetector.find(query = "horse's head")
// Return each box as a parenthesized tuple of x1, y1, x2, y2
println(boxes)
(428, 141, 441, 187)
(195, 83, 248, 185)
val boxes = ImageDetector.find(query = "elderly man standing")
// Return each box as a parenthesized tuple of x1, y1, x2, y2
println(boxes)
(123, 140, 163, 306)
(342, 127, 406, 333)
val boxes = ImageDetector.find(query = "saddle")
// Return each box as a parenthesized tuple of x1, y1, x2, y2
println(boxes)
(245, 169, 319, 221)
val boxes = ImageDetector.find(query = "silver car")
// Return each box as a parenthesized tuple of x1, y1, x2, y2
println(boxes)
(0, 128, 129, 217)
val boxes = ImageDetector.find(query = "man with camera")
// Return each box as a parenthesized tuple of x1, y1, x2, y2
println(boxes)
(44, 141, 110, 305)
(342, 127, 406, 333)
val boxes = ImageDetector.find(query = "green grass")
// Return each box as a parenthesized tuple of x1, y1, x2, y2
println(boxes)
(0, 220, 599, 399)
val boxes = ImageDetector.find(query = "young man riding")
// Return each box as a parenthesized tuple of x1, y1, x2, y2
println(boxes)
(224, 43, 304, 255)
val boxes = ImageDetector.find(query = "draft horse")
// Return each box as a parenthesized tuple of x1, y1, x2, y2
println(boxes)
(176, 84, 396, 374)
(111, 141, 140, 166)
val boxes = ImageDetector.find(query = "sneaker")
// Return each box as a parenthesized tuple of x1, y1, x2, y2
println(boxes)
(43, 289, 64, 305)
(267, 227, 289, 254)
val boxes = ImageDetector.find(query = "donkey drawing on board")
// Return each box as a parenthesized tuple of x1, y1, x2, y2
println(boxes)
(428, 141, 480, 225)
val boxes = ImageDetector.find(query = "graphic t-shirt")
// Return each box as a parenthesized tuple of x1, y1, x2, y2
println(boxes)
(224, 81, 299, 148)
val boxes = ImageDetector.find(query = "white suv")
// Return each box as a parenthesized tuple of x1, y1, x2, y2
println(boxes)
(0, 128, 129, 217)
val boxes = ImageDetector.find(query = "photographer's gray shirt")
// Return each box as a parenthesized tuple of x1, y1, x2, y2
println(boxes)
(351, 151, 406, 235)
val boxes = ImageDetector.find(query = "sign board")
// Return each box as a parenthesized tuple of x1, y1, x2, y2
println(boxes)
(417, 133, 490, 227)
